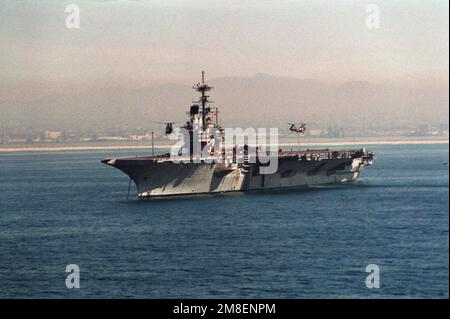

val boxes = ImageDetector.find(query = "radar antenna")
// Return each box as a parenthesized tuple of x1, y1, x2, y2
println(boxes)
(193, 71, 214, 131)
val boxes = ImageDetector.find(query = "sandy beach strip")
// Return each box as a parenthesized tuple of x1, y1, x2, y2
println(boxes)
(0, 139, 448, 153)
(0, 145, 165, 153)
(279, 140, 449, 147)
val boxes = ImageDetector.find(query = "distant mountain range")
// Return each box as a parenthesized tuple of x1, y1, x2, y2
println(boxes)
(2, 74, 448, 132)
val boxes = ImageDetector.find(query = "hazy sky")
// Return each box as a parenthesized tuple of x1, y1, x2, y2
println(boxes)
(1, 0, 448, 89)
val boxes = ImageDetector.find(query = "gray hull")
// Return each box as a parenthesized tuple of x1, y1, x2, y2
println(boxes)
(103, 155, 369, 198)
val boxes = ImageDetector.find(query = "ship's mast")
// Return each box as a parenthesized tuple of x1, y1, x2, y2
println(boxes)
(201, 71, 206, 130)
(185, 71, 224, 157)
(193, 71, 213, 131)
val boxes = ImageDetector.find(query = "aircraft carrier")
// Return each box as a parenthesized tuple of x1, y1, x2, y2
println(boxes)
(102, 72, 375, 199)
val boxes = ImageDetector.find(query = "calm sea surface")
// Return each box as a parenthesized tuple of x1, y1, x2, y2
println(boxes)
(0, 144, 448, 298)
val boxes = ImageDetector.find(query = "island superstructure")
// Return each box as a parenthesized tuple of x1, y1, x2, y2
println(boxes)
(102, 72, 375, 198)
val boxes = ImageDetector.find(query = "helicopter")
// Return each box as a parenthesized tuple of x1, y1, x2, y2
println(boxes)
(157, 122, 177, 135)
(288, 122, 307, 134)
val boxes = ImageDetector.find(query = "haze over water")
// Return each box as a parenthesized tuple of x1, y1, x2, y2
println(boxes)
(0, 1, 448, 131)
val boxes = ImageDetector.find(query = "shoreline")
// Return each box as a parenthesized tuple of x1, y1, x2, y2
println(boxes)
(0, 139, 448, 153)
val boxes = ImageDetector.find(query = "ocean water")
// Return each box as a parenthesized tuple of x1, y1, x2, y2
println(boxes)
(0, 144, 448, 298)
